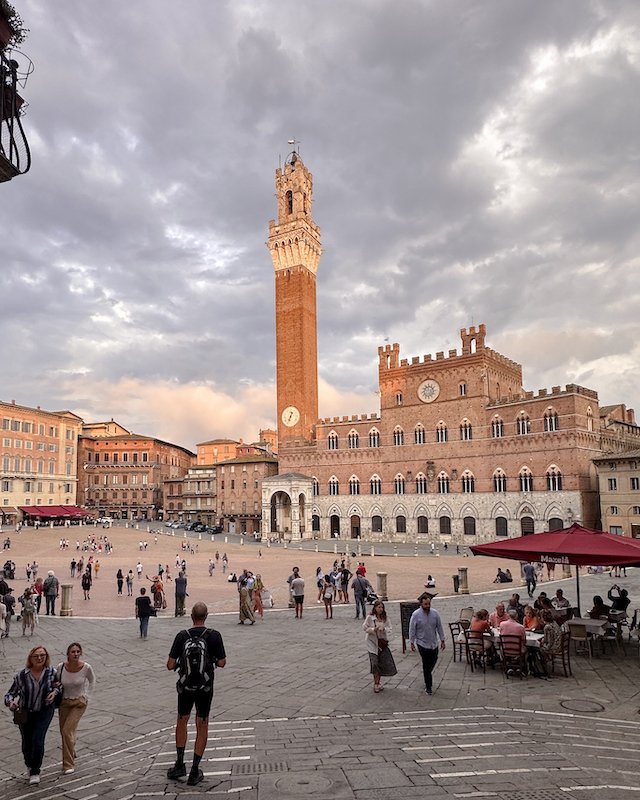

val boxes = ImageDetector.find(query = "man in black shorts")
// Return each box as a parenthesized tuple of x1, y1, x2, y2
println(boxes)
(166, 601, 226, 785)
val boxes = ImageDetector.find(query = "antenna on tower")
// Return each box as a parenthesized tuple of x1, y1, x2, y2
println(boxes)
(287, 138, 300, 153)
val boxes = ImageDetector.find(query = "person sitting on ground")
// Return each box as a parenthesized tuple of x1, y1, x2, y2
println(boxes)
(552, 588, 570, 610)
(425, 575, 436, 588)
(539, 609, 562, 658)
(493, 568, 511, 584)
(505, 568, 513, 582)
(588, 595, 611, 619)
(489, 602, 510, 628)
(507, 593, 525, 623)
(607, 584, 630, 614)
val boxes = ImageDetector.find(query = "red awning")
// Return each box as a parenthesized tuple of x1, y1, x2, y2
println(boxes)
(18, 505, 91, 518)
(470, 523, 640, 567)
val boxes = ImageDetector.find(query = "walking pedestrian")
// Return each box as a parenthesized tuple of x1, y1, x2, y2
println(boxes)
(322, 575, 333, 619)
(166, 602, 226, 786)
(290, 568, 305, 618)
(116, 569, 124, 596)
(237, 579, 255, 624)
(4, 645, 62, 784)
(126, 570, 134, 596)
(363, 600, 397, 692)
(352, 571, 371, 619)
(19, 588, 36, 636)
(135, 587, 154, 638)
(175, 571, 187, 617)
(57, 643, 96, 774)
(43, 571, 59, 616)
(81, 570, 92, 600)
(409, 593, 445, 695)
(253, 574, 264, 619)
(523, 562, 537, 598)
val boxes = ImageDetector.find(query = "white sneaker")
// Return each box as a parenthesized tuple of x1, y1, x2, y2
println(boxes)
(63, 768, 75, 774)
(29, 774, 40, 785)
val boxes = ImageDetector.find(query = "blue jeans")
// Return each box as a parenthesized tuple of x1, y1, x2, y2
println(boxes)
(139, 616, 150, 637)
(354, 594, 366, 618)
(19, 704, 55, 775)
(45, 595, 56, 615)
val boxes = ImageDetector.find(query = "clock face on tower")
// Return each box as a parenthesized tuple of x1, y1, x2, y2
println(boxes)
(417, 379, 440, 404)
(281, 406, 301, 427)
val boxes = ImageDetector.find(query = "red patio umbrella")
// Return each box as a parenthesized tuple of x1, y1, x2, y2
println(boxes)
(470, 523, 640, 614)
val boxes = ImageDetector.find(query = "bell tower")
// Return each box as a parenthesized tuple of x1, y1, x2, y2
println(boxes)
(268, 150, 322, 446)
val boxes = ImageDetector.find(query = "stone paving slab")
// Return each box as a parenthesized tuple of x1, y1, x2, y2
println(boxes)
(0, 571, 639, 798)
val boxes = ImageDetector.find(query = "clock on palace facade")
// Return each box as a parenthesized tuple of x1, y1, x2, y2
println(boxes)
(268, 150, 322, 445)
(417, 378, 440, 403)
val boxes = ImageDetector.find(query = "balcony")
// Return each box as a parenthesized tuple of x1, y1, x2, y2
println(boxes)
(0, 48, 31, 182)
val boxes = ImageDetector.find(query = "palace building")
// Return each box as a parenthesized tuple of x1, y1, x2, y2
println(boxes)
(261, 153, 640, 542)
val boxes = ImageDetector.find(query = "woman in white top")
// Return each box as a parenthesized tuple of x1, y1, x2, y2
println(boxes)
(58, 642, 96, 774)
(363, 600, 397, 693)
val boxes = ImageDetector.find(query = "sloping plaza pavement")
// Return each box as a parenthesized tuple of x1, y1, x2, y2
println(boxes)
(1, 571, 639, 800)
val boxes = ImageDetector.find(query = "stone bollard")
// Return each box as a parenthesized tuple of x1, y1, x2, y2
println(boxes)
(334, 542, 338, 554)
(211, 535, 214, 542)
(414, 545, 418, 557)
(225, 536, 228, 544)
(393, 545, 398, 557)
(562, 564, 572, 579)
(315, 545, 318, 552)
(377, 571, 388, 601)
(198, 533, 202, 540)
(458, 566, 470, 595)
(370, 545, 375, 557)
(60, 583, 73, 617)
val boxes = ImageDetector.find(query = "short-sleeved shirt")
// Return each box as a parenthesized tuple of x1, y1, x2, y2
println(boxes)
(290, 577, 305, 597)
(169, 626, 226, 718)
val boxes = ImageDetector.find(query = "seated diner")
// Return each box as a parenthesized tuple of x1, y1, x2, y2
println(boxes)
(539, 609, 562, 659)
(523, 605, 543, 631)
(588, 595, 610, 619)
(489, 602, 510, 628)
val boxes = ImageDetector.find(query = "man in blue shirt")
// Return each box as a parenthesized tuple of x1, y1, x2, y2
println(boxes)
(409, 593, 445, 695)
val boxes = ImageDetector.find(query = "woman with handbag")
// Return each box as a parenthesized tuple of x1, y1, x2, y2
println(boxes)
(363, 600, 397, 693)
(4, 645, 62, 784)
(57, 642, 96, 774)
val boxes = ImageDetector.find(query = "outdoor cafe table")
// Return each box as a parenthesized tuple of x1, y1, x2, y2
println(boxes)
(488, 628, 544, 648)
(566, 617, 608, 636)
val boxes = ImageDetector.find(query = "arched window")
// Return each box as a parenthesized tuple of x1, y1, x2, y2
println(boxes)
(519, 468, 533, 492)
(328, 476, 339, 496)
(370, 475, 382, 495)
(414, 423, 425, 445)
(348, 476, 360, 495)
(312, 514, 320, 532)
(493, 469, 507, 493)
(544, 411, 559, 432)
(548, 517, 563, 530)
(495, 517, 508, 537)
(371, 515, 383, 533)
(368, 428, 380, 448)
(460, 419, 473, 441)
(417, 516, 428, 534)
(436, 422, 448, 443)
(393, 426, 404, 446)
(459, 382, 467, 396)
(286, 190, 293, 214)
(461, 471, 475, 493)
(463, 516, 476, 536)
(394, 474, 405, 495)
(396, 515, 406, 533)
(312, 477, 319, 496)
(327, 431, 338, 450)
(437, 472, 450, 494)
(546, 467, 563, 491)
(415, 473, 427, 494)
(516, 413, 531, 435)
(587, 406, 593, 432)
(395, 391, 403, 406)
(491, 418, 504, 438)
(439, 516, 451, 535)
(521, 516, 535, 535)
(347, 430, 359, 449)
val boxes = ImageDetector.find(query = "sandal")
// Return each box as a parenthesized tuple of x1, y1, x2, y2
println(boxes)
(374, 686, 381, 693)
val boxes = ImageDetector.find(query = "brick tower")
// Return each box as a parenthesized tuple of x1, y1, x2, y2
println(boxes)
(268, 152, 322, 448)
(268, 150, 322, 446)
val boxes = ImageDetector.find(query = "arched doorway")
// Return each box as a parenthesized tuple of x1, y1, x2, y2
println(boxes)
(270, 491, 292, 537)
(350, 515, 360, 539)
(548, 517, 563, 531)
(330, 514, 341, 537)
(521, 516, 535, 535)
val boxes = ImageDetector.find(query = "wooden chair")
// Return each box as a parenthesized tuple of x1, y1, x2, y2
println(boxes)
(449, 621, 469, 663)
(570, 623, 591, 659)
(548, 630, 572, 677)
(499, 634, 526, 679)
(464, 628, 491, 673)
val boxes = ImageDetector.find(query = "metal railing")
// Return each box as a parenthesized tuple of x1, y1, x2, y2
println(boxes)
(0, 49, 31, 181)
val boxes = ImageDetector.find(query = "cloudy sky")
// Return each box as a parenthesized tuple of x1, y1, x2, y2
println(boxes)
(3, 0, 639, 450)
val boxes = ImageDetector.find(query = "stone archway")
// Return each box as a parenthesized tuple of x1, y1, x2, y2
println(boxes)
(350, 515, 360, 539)
(270, 491, 292, 537)
(330, 514, 341, 537)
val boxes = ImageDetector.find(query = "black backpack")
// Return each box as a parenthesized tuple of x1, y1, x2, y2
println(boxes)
(178, 629, 213, 692)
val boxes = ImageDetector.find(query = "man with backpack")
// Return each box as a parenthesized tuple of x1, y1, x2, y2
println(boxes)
(166, 602, 226, 786)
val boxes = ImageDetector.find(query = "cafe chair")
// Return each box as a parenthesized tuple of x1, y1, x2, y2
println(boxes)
(449, 621, 470, 664)
(458, 607, 474, 629)
(548, 631, 572, 677)
(499, 634, 526, 679)
(464, 628, 491, 673)
(570, 623, 592, 659)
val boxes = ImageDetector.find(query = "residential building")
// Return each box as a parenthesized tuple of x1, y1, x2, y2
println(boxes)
(594, 449, 640, 538)
(77, 426, 194, 521)
(1, 399, 83, 524)
(219, 454, 278, 534)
